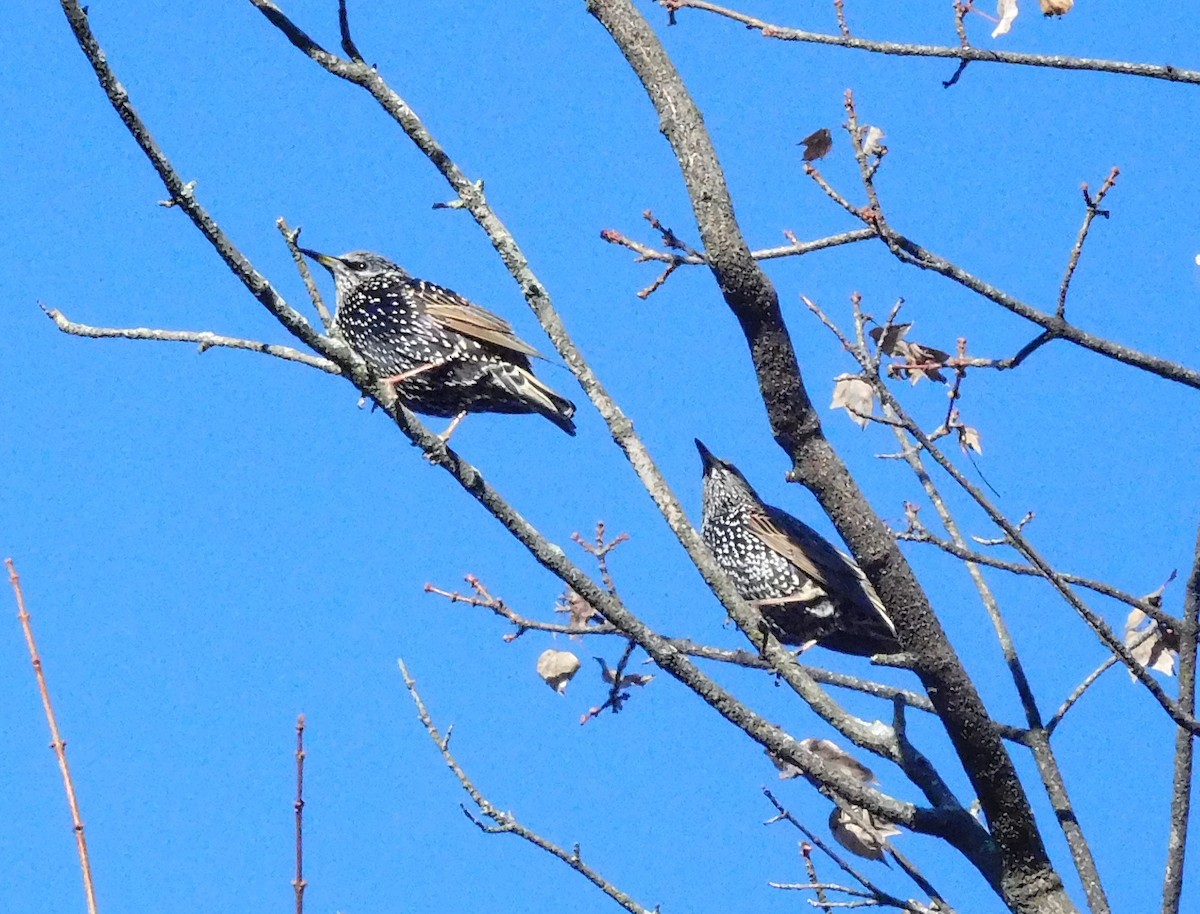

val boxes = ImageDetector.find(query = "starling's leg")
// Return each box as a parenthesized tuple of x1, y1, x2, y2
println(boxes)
(437, 411, 468, 442)
(382, 360, 445, 388)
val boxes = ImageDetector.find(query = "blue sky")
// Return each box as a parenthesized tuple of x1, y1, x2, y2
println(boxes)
(3, 2, 1199, 912)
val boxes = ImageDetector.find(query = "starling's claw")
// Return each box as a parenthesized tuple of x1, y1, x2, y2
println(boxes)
(437, 411, 468, 443)
(383, 360, 446, 388)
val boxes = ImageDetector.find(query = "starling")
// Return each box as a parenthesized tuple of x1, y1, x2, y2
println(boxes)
(695, 439, 899, 657)
(300, 248, 577, 437)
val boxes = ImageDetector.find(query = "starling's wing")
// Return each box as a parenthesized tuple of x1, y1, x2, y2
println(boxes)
(747, 506, 896, 638)
(416, 281, 543, 359)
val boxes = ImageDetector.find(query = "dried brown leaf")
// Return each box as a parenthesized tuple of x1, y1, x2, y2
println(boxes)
(536, 649, 582, 694)
(993, 0, 1020, 37)
(799, 128, 833, 162)
(1040, 0, 1073, 15)
(859, 125, 886, 156)
(869, 322, 911, 356)
(557, 588, 602, 631)
(1125, 607, 1179, 677)
(958, 425, 983, 455)
(831, 374, 877, 429)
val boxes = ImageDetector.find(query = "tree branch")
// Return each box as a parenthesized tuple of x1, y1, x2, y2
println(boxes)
(1162, 521, 1200, 914)
(662, 1, 1200, 87)
(7, 559, 99, 914)
(584, 2, 1067, 909)
(41, 305, 341, 375)
(399, 659, 657, 914)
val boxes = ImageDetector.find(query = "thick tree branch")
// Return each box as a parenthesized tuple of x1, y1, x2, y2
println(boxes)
(1162, 522, 1200, 914)
(584, 2, 1069, 910)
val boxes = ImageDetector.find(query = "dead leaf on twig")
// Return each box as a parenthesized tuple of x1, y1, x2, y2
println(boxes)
(536, 649, 581, 694)
(858, 125, 886, 156)
(557, 588, 602, 632)
(831, 374, 877, 428)
(993, 0, 1020, 37)
(1125, 602, 1179, 678)
(869, 323, 949, 384)
(1040, 0, 1073, 15)
(799, 128, 832, 162)
(958, 424, 983, 455)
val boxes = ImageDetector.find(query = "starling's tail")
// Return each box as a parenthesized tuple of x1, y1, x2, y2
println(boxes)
(503, 365, 578, 436)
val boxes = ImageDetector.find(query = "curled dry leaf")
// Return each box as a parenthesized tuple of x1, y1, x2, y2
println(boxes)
(993, 0, 1020, 37)
(536, 649, 582, 694)
(1040, 0, 1073, 15)
(958, 424, 984, 455)
(557, 588, 603, 631)
(831, 374, 877, 428)
(869, 323, 949, 384)
(830, 804, 901, 861)
(859, 125, 886, 156)
(799, 127, 833, 162)
(1125, 606, 1179, 677)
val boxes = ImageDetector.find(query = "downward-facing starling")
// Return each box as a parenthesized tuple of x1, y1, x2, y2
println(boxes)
(695, 439, 900, 657)
(301, 248, 577, 437)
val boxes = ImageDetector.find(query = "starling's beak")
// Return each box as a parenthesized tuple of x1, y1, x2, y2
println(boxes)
(694, 438, 719, 474)
(298, 247, 339, 271)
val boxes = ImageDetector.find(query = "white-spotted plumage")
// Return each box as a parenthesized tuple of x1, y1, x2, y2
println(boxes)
(696, 439, 899, 656)
(302, 248, 576, 435)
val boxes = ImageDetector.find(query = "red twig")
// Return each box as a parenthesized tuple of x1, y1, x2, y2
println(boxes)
(7, 558, 99, 914)
(293, 713, 307, 914)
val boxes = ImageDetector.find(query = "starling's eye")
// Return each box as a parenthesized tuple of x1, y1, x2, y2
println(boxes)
(349, 260, 367, 271)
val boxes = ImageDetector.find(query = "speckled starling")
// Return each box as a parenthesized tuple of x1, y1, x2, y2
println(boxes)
(695, 439, 899, 657)
(301, 248, 577, 437)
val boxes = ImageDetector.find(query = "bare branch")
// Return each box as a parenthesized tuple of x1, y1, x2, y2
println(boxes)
(293, 714, 307, 914)
(7, 558, 99, 914)
(41, 305, 341, 375)
(601, 226, 874, 266)
(585, 1, 1060, 906)
(399, 659, 658, 914)
(1162, 521, 1200, 914)
(661, 1, 1200, 87)
(1058, 170, 1120, 319)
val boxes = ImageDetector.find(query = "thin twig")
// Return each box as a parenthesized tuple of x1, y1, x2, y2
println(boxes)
(1057, 169, 1119, 319)
(600, 226, 874, 265)
(7, 558, 99, 914)
(802, 841, 836, 914)
(897, 526, 1173, 625)
(41, 306, 341, 375)
(293, 714, 307, 914)
(398, 659, 657, 914)
(423, 577, 1027, 741)
(277, 218, 334, 331)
